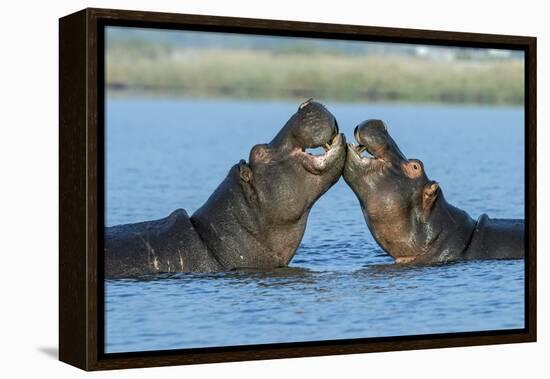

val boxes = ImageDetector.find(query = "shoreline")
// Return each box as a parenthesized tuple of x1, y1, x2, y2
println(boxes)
(105, 89, 525, 109)
(106, 49, 524, 107)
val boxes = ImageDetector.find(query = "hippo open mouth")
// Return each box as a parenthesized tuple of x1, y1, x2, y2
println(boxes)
(352, 121, 386, 160)
(346, 119, 407, 175)
(348, 142, 384, 162)
(303, 123, 340, 154)
(296, 131, 344, 175)
(347, 141, 388, 175)
(250, 99, 346, 176)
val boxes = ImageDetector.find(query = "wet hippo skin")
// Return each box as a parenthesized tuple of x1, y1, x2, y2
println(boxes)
(343, 119, 524, 264)
(105, 100, 346, 278)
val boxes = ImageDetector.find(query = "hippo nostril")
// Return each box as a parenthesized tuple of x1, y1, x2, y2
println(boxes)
(334, 119, 339, 135)
(354, 125, 359, 140)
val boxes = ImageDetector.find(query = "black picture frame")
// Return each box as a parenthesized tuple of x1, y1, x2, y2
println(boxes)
(59, 7, 537, 371)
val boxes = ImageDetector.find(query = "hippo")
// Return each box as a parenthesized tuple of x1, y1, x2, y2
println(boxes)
(105, 100, 346, 278)
(343, 119, 524, 264)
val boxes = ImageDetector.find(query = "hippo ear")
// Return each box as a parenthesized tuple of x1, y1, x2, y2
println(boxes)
(422, 181, 439, 216)
(238, 160, 258, 204)
(238, 159, 253, 183)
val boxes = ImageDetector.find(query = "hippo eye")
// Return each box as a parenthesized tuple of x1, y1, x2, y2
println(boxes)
(413, 164, 419, 170)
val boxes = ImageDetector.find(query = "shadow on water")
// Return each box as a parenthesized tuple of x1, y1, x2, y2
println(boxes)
(106, 259, 519, 287)
(106, 266, 321, 287)
(351, 260, 484, 282)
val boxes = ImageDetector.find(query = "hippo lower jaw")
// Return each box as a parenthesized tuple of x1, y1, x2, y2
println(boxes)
(295, 133, 346, 175)
(348, 142, 386, 162)
(345, 143, 389, 175)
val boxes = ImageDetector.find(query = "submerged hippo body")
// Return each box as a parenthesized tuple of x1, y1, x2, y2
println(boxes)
(343, 119, 524, 264)
(105, 100, 346, 278)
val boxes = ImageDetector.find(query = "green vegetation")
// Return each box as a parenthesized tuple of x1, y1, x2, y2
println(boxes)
(106, 42, 524, 105)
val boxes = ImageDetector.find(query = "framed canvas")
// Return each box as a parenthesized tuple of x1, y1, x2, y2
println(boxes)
(59, 7, 536, 371)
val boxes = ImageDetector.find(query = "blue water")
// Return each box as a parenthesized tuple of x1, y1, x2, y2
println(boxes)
(105, 98, 525, 353)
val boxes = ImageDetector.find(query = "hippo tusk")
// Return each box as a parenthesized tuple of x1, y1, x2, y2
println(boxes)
(356, 145, 367, 154)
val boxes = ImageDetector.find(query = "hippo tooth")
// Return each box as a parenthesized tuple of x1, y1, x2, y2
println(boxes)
(357, 145, 367, 154)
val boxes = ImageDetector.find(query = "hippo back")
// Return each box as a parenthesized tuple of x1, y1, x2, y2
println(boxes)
(464, 214, 524, 260)
(104, 209, 221, 278)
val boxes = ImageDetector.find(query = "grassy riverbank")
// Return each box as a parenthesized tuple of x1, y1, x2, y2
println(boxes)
(106, 44, 524, 105)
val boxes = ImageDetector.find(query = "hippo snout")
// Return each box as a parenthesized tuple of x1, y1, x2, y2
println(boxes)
(351, 119, 408, 164)
(354, 119, 388, 147)
(290, 100, 339, 149)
